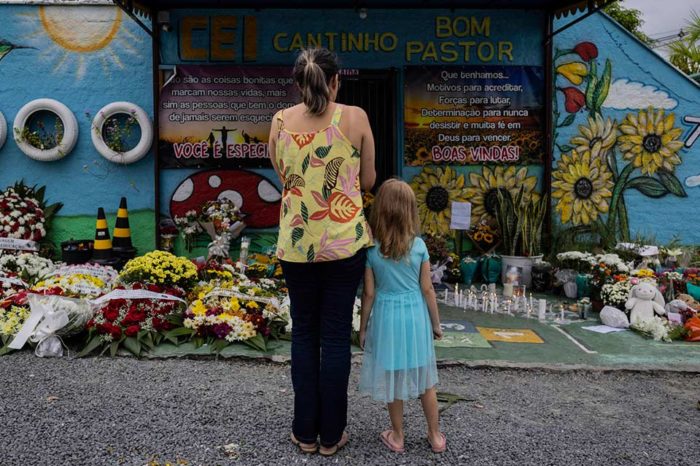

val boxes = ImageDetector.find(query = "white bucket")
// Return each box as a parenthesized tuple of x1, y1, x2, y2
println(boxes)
(500, 255, 543, 288)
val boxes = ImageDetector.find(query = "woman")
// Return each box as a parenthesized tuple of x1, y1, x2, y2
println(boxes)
(268, 47, 376, 456)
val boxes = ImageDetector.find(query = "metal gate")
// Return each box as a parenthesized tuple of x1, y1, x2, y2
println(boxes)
(337, 68, 397, 189)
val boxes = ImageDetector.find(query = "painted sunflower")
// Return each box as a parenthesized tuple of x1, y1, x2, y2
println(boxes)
(464, 166, 538, 223)
(410, 166, 468, 236)
(551, 150, 613, 226)
(570, 114, 617, 159)
(618, 107, 684, 175)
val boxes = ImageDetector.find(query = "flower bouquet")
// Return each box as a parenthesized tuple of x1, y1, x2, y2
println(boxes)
(1, 274, 28, 300)
(176, 282, 288, 353)
(0, 292, 30, 354)
(79, 283, 187, 357)
(32, 273, 110, 299)
(0, 252, 54, 284)
(0, 181, 62, 252)
(630, 315, 673, 342)
(118, 251, 198, 291)
(601, 279, 634, 309)
(174, 199, 246, 259)
(51, 263, 118, 286)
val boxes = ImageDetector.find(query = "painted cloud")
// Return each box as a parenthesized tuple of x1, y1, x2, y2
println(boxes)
(685, 175, 700, 188)
(603, 79, 678, 110)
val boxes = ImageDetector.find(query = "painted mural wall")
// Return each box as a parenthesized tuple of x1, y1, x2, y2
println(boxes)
(0, 4, 155, 255)
(552, 12, 700, 246)
(158, 8, 547, 256)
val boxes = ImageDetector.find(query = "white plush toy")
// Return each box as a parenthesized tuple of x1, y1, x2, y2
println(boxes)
(625, 282, 666, 325)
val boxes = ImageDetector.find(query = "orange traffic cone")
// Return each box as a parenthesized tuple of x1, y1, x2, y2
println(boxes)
(112, 197, 136, 260)
(91, 207, 113, 264)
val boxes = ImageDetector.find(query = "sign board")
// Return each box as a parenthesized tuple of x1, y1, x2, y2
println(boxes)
(158, 65, 300, 169)
(404, 65, 544, 166)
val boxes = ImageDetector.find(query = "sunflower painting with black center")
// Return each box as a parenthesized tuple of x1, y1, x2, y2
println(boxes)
(410, 166, 468, 236)
(464, 166, 539, 225)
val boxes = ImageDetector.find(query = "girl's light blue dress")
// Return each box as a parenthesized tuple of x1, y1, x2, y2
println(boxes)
(359, 238, 439, 403)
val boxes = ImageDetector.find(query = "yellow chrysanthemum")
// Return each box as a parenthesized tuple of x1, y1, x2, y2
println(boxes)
(410, 166, 469, 236)
(246, 301, 259, 310)
(191, 300, 207, 317)
(228, 298, 240, 312)
(618, 107, 684, 175)
(552, 150, 613, 225)
(570, 114, 617, 159)
(464, 166, 538, 223)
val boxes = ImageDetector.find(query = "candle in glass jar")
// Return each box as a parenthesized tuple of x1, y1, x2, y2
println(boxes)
(503, 283, 513, 298)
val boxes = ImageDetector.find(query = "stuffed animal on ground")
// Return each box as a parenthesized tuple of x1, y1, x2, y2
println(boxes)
(625, 282, 666, 325)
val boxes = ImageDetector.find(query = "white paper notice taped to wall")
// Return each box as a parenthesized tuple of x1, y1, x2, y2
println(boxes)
(450, 202, 471, 230)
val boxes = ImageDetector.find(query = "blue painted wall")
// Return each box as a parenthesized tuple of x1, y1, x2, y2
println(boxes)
(158, 8, 547, 242)
(0, 4, 154, 251)
(552, 12, 700, 245)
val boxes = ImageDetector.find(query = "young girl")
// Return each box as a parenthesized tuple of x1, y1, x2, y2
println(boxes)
(359, 179, 446, 454)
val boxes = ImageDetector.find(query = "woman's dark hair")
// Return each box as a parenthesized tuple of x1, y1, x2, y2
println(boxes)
(293, 48, 339, 116)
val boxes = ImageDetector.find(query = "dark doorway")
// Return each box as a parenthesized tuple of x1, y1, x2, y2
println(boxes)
(337, 68, 397, 190)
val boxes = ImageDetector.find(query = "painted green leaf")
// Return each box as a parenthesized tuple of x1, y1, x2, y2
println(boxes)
(301, 154, 310, 174)
(291, 227, 305, 247)
(656, 169, 687, 198)
(355, 222, 364, 241)
(307, 244, 315, 262)
(282, 203, 288, 218)
(351, 148, 361, 158)
(585, 60, 597, 109)
(594, 59, 612, 111)
(627, 176, 669, 198)
(557, 144, 574, 153)
(315, 145, 333, 159)
(558, 114, 576, 128)
(301, 201, 309, 224)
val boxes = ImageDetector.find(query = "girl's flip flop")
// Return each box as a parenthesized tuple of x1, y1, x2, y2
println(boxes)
(380, 430, 405, 453)
(428, 432, 447, 453)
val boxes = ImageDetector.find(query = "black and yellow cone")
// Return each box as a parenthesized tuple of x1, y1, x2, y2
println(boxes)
(113, 197, 136, 259)
(91, 207, 113, 263)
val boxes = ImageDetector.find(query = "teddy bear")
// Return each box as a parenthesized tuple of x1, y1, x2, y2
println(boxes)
(625, 282, 666, 325)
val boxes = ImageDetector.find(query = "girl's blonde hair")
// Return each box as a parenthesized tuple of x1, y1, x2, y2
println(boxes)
(369, 179, 420, 260)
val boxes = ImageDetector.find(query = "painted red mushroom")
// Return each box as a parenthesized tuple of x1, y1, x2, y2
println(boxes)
(169, 169, 282, 229)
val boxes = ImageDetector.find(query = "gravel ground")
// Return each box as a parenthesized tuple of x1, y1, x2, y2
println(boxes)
(1, 353, 698, 466)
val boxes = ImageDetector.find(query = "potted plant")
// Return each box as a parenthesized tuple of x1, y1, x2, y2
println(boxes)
(494, 188, 548, 287)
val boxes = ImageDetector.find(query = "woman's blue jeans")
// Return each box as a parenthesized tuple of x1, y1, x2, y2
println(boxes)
(280, 249, 366, 448)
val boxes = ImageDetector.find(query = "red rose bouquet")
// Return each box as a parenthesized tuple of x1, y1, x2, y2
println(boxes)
(0, 182, 62, 248)
(79, 283, 186, 357)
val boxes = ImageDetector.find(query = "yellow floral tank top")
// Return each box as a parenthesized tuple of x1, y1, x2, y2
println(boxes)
(275, 104, 372, 263)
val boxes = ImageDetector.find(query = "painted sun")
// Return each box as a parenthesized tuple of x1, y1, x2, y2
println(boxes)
(20, 6, 143, 79)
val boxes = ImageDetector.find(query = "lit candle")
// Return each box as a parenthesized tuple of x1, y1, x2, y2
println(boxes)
(538, 299, 547, 321)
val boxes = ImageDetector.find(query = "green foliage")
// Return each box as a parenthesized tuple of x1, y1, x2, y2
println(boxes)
(668, 11, 700, 75)
(604, 1, 652, 44)
(494, 188, 548, 257)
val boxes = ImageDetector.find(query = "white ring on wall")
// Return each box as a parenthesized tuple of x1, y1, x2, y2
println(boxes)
(13, 98, 78, 161)
(91, 102, 153, 164)
(12, 99, 78, 162)
(0, 111, 6, 150)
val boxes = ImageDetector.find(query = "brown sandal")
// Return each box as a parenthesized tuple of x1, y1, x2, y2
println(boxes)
(319, 432, 349, 457)
(291, 433, 318, 454)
